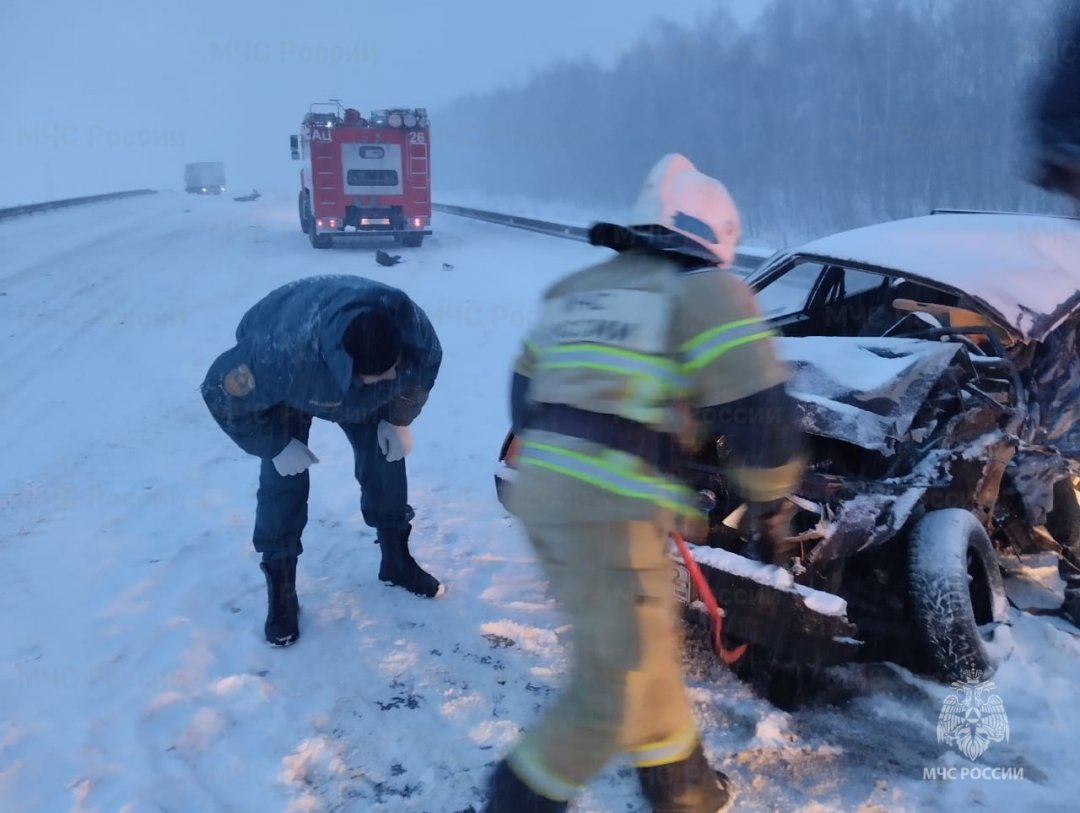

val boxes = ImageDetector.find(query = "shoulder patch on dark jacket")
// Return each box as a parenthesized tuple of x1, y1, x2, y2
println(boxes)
(223, 365, 256, 397)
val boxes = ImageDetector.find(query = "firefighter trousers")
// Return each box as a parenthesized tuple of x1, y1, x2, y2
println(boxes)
(504, 464, 700, 800)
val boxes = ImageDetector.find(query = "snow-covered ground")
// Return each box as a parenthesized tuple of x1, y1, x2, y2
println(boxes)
(1, 191, 1079, 812)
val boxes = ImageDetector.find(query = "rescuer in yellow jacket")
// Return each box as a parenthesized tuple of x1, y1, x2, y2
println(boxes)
(480, 154, 805, 813)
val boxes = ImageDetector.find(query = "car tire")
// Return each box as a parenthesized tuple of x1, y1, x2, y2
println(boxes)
(908, 509, 1008, 682)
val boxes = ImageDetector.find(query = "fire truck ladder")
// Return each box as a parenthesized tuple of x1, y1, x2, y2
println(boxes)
(311, 101, 344, 209)
(408, 139, 429, 204)
(314, 152, 338, 209)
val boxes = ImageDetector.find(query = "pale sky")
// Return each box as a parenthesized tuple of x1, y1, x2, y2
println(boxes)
(0, 0, 768, 201)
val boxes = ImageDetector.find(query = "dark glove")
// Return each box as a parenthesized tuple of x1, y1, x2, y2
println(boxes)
(1031, 149, 1080, 198)
(743, 498, 795, 566)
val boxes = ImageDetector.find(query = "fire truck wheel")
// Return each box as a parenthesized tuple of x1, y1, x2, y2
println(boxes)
(309, 229, 332, 249)
(400, 233, 424, 248)
(298, 192, 311, 234)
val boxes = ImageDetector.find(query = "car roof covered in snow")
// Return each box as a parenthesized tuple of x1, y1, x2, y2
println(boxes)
(777, 212, 1080, 341)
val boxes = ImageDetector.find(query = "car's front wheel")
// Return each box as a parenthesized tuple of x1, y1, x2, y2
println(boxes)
(908, 509, 1009, 682)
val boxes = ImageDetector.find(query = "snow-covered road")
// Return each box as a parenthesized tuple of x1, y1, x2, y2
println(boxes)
(1, 192, 1078, 812)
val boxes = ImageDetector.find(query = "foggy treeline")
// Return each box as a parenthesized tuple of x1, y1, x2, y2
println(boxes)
(434, 0, 1075, 244)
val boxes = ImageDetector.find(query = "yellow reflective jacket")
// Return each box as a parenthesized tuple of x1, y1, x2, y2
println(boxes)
(511, 249, 801, 512)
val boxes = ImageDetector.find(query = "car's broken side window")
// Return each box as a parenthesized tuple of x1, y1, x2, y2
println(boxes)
(842, 268, 890, 296)
(755, 260, 825, 318)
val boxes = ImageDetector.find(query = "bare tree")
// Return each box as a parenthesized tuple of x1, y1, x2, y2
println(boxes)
(434, 0, 1070, 244)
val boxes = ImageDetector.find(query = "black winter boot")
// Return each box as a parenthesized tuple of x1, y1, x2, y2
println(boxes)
(260, 557, 299, 646)
(1057, 552, 1080, 628)
(481, 759, 569, 813)
(377, 525, 442, 598)
(636, 743, 735, 813)
(1063, 590, 1080, 627)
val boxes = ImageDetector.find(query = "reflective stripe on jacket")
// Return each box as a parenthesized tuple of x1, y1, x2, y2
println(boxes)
(511, 250, 794, 508)
(516, 438, 697, 517)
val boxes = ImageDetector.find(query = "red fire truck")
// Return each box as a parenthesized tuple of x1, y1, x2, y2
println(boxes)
(290, 101, 432, 249)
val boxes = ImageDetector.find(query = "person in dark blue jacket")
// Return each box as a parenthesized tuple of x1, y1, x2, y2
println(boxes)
(201, 275, 444, 646)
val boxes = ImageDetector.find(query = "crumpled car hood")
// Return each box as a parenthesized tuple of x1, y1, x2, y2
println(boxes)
(774, 336, 966, 455)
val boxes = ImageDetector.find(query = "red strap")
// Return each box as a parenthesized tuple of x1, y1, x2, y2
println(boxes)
(671, 532, 748, 666)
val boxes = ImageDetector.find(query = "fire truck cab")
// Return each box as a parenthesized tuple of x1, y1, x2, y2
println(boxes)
(291, 101, 432, 249)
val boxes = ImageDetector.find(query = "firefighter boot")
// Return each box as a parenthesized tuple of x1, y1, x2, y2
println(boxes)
(1057, 543, 1080, 628)
(636, 743, 735, 813)
(480, 759, 569, 813)
(1059, 559, 1080, 628)
(260, 556, 300, 647)
(1063, 587, 1080, 628)
(377, 525, 442, 598)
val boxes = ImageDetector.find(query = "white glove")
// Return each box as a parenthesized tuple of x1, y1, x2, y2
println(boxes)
(272, 438, 320, 476)
(377, 420, 413, 462)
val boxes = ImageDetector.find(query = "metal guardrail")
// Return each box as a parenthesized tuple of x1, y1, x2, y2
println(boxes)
(433, 202, 590, 241)
(0, 189, 158, 221)
(433, 202, 774, 274)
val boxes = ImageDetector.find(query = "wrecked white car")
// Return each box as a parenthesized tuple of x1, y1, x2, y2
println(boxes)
(497, 210, 1080, 704)
(675, 210, 1080, 701)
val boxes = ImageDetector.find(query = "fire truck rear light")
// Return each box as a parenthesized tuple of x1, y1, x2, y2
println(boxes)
(403, 113, 417, 128)
(388, 112, 403, 128)
(412, 217, 422, 227)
